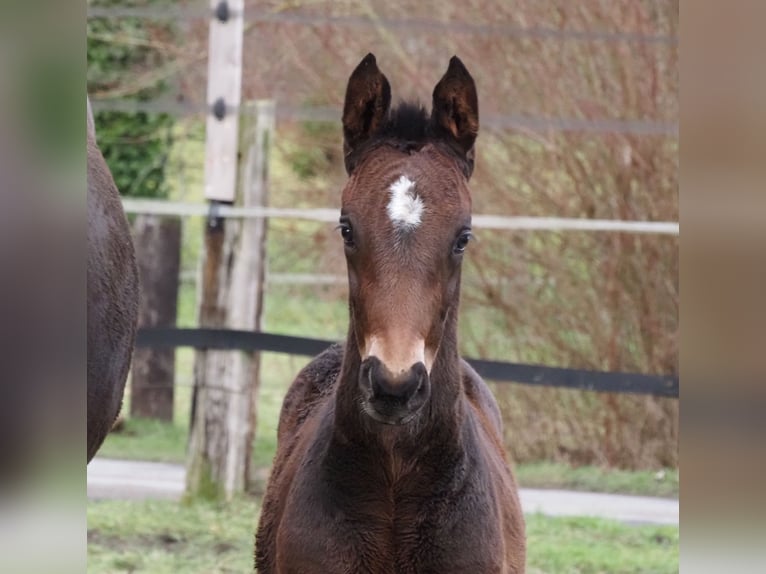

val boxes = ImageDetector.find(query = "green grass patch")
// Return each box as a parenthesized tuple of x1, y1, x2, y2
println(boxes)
(525, 514, 678, 574)
(87, 499, 677, 573)
(515, 462, 678, 498)
(87, 498, 257, 573)
(97, 417, 187, 463)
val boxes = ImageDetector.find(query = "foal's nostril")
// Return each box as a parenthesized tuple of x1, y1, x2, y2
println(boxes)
(365, 358, 425, 405)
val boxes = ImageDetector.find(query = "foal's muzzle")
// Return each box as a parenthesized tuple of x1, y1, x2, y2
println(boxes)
(359, 357, 430, 425)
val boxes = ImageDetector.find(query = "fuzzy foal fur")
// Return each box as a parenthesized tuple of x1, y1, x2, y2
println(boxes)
(255, 54, 525, 573)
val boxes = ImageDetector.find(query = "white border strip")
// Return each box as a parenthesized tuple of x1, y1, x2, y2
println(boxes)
(122, 199, 679, 235)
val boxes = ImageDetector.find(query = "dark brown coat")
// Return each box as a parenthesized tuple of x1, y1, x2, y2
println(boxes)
(86, 100, 139, 462)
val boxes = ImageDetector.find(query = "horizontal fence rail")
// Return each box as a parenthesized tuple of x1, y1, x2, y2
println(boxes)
(136, 327, 679, 398)
(90, 99, 678, 137)
(122, 198, 680, 235)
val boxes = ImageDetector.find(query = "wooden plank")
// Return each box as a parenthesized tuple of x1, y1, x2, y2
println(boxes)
(203, 0, 244, 202)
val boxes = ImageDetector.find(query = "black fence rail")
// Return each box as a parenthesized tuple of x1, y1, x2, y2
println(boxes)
(136, 327, 679, 398)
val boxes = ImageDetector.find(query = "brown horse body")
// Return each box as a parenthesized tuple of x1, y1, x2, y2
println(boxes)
(86, 98, 139, 462)
(256, 55, 525, 573)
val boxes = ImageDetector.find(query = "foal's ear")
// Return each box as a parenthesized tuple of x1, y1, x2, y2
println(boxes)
(342, 53, 391, 174)
(431, 56, 479, 177)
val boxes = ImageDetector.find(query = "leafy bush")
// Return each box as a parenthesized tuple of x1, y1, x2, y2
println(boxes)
(87, 0, 175, 198)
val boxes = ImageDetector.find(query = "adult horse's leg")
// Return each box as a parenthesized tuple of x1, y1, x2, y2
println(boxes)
(86, 97, 139, 462)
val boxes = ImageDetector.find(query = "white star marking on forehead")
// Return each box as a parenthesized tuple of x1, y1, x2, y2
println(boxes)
(387, 175, 424, 230)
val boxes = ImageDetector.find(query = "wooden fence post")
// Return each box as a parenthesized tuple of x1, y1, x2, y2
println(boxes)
(187, 101, 274, 500)
(130, 214, 181, 421)
(186, 0, 246, 500)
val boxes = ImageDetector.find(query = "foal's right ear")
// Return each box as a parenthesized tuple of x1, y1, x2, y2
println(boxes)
(342, 53, 391, 174)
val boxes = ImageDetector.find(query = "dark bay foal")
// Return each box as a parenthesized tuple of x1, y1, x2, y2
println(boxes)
(256, 54, 525, 573)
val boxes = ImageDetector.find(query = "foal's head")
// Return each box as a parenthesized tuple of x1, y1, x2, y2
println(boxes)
(339, 54, 479, 425)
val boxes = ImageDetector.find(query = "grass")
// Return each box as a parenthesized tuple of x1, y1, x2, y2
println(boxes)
(515, 462, 678, 499)
(98, 417, 187, 463)
(87, 498, 678, 574)
(525, 514, 678, 574)
(87, 499, 257, 573)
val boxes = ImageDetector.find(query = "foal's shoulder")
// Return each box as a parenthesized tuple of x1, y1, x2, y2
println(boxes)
(460, 358, 503, 435)
(277, 343, 344, 441)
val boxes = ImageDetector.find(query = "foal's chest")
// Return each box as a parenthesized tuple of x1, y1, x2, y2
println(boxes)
(277, 471, 505, 574)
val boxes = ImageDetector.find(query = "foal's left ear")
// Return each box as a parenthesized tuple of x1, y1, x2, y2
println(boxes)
(431, 56, 479, 178)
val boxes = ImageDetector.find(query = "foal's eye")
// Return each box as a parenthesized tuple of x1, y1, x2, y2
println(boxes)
(453, 231, 472, 255)
(339, 223, 354, 246)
